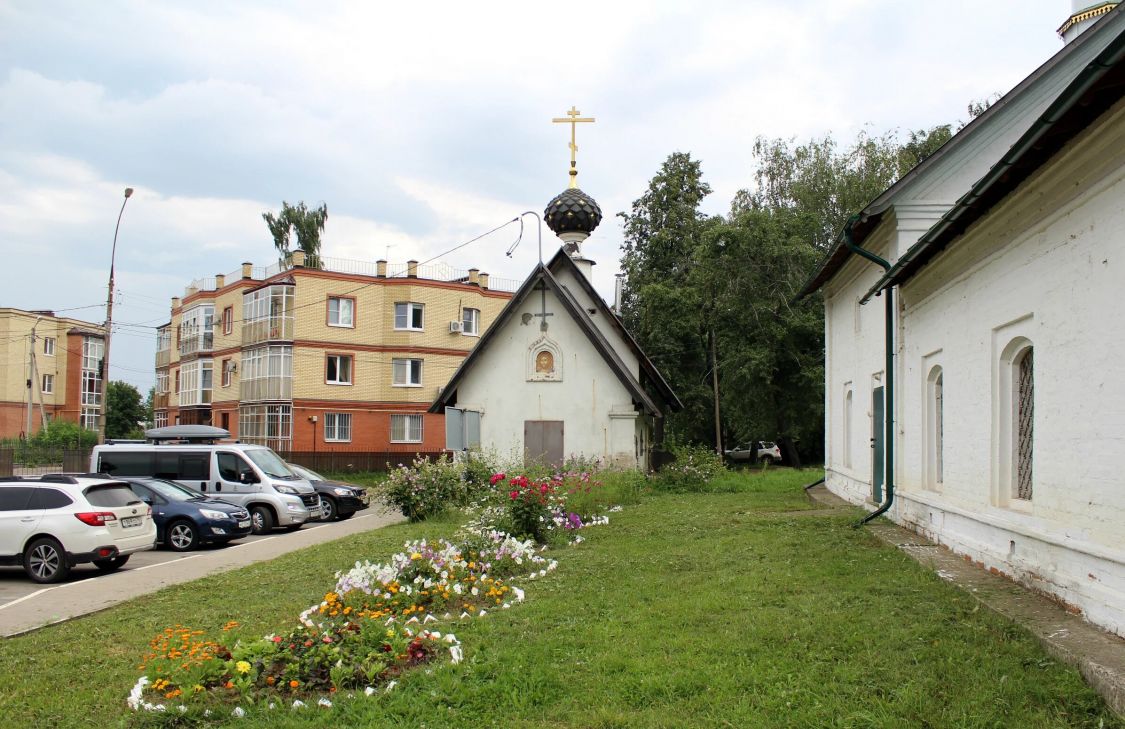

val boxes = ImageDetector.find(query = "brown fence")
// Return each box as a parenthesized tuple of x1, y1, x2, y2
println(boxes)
(0, 447, 94, 477)
(275, 451, 446, 474)
(0, 446, 446, 478)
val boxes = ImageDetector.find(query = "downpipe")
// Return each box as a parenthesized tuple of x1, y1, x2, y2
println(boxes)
(840, 216, 895, 528)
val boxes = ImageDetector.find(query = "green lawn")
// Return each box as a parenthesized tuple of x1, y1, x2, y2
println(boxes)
(0, 468, 1120, 728)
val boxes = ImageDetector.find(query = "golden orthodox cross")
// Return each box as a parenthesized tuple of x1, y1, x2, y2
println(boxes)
(552, 106, 595, 188)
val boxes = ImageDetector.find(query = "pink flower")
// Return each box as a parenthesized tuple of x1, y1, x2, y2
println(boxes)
(539, 484, 549, 494)
(490, 473, 507, 486)
(510, 490, 519, 500)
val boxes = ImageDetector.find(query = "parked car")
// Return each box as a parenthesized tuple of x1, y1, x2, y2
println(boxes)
(286, 464, 371, 522)
(0, 474, 156, 583)
(92, 426, 319, 534)
(122, 477, 252, 551)
(724, 441, 783, 465)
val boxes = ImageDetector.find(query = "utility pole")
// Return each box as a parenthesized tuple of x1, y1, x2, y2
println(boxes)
(25, 320, 39, 438)
(710, 327, 722, 455)
(97, 187, 134, 444)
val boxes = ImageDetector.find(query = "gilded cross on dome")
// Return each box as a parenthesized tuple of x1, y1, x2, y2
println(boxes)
(552, 106, 595, 189)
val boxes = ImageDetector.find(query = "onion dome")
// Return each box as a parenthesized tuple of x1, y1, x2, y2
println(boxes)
(544, 188, 602, 237)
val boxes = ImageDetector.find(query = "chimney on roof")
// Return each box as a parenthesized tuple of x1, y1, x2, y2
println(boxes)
(479, 272, 490, 289)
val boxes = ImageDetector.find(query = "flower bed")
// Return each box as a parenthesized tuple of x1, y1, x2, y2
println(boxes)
(127, 468, 614, 721)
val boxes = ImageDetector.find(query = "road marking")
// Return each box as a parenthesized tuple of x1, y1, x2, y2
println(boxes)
(0, 587, 54, 612)
(129, 555, 202, 573)
(228, 536, 277, 550)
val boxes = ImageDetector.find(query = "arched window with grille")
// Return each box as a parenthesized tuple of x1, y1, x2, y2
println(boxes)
(1014, 347, 1034, 501)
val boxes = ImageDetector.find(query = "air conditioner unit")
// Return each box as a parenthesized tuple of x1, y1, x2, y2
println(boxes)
(449, 321, 463, 333)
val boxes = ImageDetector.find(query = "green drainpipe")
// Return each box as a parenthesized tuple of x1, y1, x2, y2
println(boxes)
(840, 215, 895, 527)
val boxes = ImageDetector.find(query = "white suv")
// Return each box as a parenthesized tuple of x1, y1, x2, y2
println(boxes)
(0, 475, 157, 583)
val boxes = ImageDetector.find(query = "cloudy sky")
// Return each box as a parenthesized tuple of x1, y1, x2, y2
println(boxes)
(0, 1, 1070, 390)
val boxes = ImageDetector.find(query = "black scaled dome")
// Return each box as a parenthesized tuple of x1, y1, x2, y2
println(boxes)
(544, 188, 602, 236)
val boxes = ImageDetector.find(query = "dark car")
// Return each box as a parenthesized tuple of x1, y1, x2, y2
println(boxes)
(286, 464, 370, 522)
(123, 477, 252, 551)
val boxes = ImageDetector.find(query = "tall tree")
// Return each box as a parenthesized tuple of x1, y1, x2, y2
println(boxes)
(106, 381, 146, 439)
(618, 153, 720, 445)
(263, 201, 329, 262)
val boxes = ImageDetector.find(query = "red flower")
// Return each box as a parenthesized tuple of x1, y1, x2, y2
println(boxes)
(509, 490, 519, 500)
(489, 473, 507, 486)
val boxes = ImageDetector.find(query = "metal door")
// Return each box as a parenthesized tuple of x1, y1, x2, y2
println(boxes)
(872, 386, 884, 503)
(524, 420, 564, 468)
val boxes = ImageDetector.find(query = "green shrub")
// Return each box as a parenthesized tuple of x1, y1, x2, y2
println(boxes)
(378, 455, 466, 521)
(652, 443, 725, 492)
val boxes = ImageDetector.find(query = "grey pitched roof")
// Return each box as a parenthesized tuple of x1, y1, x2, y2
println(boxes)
(796, 3, 1125, 299)
(863, 26, 1125, 300)
(430, 252, 681, 416)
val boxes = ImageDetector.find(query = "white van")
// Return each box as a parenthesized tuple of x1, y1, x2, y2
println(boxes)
(91, 426, 319, 534)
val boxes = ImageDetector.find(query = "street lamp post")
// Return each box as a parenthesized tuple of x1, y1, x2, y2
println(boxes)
(97, 187, 134, 444)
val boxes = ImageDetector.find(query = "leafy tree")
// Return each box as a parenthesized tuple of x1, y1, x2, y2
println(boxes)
(618, 153, 721, 447)
(263, 201, 328, 263)
(106, 381, 146, 439)
(621, 125, 954, 464)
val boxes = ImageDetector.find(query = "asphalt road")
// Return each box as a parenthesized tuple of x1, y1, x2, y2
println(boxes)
(0, 508, 404, 637)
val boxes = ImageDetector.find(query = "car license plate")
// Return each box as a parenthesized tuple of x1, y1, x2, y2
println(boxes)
(238, 520, 250, 529)
(122, 516, 143, 528)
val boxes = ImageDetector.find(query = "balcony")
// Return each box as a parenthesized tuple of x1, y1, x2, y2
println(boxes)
(154, 392, 169, 409)
(241, 376, 292, 403)
(242, 317, 294, 346)
(179, 331, 214, 357)
(178, 389, 213, 407)
(155, 348, 171, 368)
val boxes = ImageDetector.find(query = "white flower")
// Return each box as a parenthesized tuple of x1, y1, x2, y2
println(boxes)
(364, 687, 376, 697)
(178, 705, 187, 714)
(470, 587, 479, 596)
(127, 675, 149, 711)
(269, 702, 277, 710)
(292, 699, 306, 709)
(385, 680, 398, 692)
(318, 697, 333, 708)
(232, 706, 246, 718)
(502, 602, 511, 609)
(513, 587, 525, 602)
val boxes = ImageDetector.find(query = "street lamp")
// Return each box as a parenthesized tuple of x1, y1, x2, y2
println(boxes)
(97, 186, 134, 444)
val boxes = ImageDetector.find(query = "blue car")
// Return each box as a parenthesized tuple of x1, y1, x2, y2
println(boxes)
(123, 478, 252, 551)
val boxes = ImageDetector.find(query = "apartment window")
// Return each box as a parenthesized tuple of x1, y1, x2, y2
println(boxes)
(324, 412, 352, 442)
(392, 358, 422, 386)
(328, 297, 355, 328)
(81, 408, 98, 431)
(240, 345, 292, 401)
(391, 413, 423, 443)
(394, 302, 424, 331)
(156, 371, 169, 394)
(41, 374, 54, 395)
(462, 308, 480, 336)
(180, 359, 214, 406)
(326, 354, 353, 385)
(221, 358, 232, 388)
(153, 412, 168, 428)
(43, 337, 56, 356)
(223, 306, 233, 335)
(174, 370, 180, 394)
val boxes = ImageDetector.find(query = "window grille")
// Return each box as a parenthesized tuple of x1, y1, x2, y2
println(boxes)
(1016, 349, 1034, 500)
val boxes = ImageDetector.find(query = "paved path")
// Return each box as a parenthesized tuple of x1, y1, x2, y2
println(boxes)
(0, 509, 404, 637)
(806, 484, 1125, 717)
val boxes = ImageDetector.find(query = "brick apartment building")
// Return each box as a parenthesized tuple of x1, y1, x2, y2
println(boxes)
(0, 308, 107, 439)
(154, 254, 515, 453)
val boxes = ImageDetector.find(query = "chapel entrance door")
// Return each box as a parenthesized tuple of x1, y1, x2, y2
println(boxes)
(524, 420, 564, 468)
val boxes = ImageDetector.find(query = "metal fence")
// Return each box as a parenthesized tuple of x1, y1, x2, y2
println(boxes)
(280, 451, 445, 474)
(0, 447, 93, 477)
(0, 446, 445, 478)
